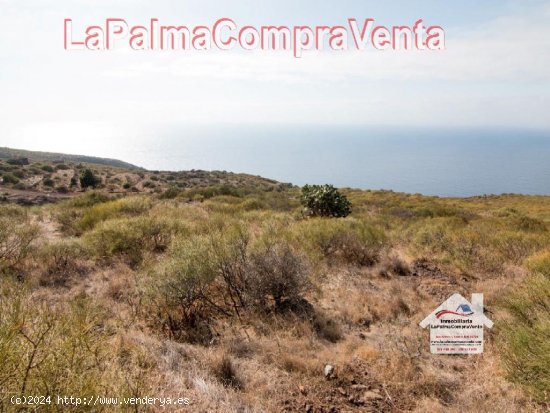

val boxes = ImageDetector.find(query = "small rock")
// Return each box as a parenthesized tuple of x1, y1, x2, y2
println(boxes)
(358, 332, 366, 340)
(351, 384, 367, 391)
(305, 404, 313, 413)
(324, 364, 335, 378)
(299, 385, 307, 395)
(350, 397, 364, 406)
(337, 387, 347, 396)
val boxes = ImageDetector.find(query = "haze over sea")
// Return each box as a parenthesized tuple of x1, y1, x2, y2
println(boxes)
(11, 126, 550, 197)
(89, 126, 545, 198)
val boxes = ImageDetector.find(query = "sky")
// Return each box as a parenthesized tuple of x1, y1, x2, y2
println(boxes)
(0, 0, 549, 157)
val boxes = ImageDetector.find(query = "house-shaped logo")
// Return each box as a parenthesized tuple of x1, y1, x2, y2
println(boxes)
(420, 293, 493, 354)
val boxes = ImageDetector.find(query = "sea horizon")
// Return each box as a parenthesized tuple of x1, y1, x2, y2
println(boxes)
(5, 125, 550, 197)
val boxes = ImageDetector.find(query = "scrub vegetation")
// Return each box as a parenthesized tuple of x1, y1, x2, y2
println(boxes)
(0, 151, 548, 412)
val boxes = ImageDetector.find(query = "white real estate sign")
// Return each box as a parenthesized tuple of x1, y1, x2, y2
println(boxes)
(420, 293, 493, 354)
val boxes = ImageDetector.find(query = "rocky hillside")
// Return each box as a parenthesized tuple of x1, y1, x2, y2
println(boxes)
(0, 147, 290, 205)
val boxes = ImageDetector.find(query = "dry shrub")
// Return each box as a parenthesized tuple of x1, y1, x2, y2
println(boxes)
(515, 215, 547, 233)
(497, 250, 550, 403)
(106, 272, 135, 302)
(226, 338, 256, 359)
(413, 378, 457, 406)
(210, 354, 242, 389)
(408, 216, 549, 274)
(357, 283, 422, 325)
(352, 344, 380, 362)
(312, 311, 343, 343)
(148, 227, 313, 343)
(334, 231, 381, 266)
(0, 284, 151, 412)
(380, 254, 411, 277)
(371, 352, 458, 410)
(247, 243, 310, 312)
(279, 353, 311, 374)
(298, 218, 387, 267)
(0, 206, 39, 273)
(392, 298, 412, 318)
(37, 240, 86, 287)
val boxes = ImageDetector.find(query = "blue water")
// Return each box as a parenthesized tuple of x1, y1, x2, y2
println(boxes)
(115, 126, 550, 197)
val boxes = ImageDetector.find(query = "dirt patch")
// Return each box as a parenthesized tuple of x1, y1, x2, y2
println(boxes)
(411, 258, 448, 279)
(0, 186, 74, 205)
(412, 258, 472, 301)
(38, 216, 63, 241)
(281, 359, 397, 413)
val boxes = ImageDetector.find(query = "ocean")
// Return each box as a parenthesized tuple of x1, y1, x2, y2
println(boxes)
(113, 126, 550, 197)
(7, 125, 550, 197)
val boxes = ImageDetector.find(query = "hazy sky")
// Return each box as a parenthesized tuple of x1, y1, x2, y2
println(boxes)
(1, 0, 549, 156)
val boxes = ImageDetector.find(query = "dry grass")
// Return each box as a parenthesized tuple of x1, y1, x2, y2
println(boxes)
(0, 182, 548, 412)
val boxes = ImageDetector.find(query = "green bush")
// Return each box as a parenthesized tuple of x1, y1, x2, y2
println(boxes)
(159, 186, 180, 199)
(6, 158, 29, 166)
(55, 194, 150, 235)
(0, 164, 16, 172)
(240, 198, 268, 211)
(147, 235, 221, 343)
(301, 184, 351, 218)
(54, 193, 113, 235)
(43, 178, 55, 187)
(68, 192, 112, 208)
(12, 169, 26, 179)
(1, 173, 19, 185)
(83, 216, 178, 266)
(76, 196, 153, 232)
(147, 226, 250, 342)
(80, 169, 99, 189)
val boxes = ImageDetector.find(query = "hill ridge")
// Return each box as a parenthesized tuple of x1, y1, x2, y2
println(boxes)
(0, 147, 142, 170)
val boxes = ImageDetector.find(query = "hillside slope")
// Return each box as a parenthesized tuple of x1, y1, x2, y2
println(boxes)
(0, 147, 289, 204)
(0, 147, 141, 170)
(0, 149, 548, 412)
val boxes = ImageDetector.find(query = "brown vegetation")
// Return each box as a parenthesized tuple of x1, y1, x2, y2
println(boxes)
(0, 155, 549, 412)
